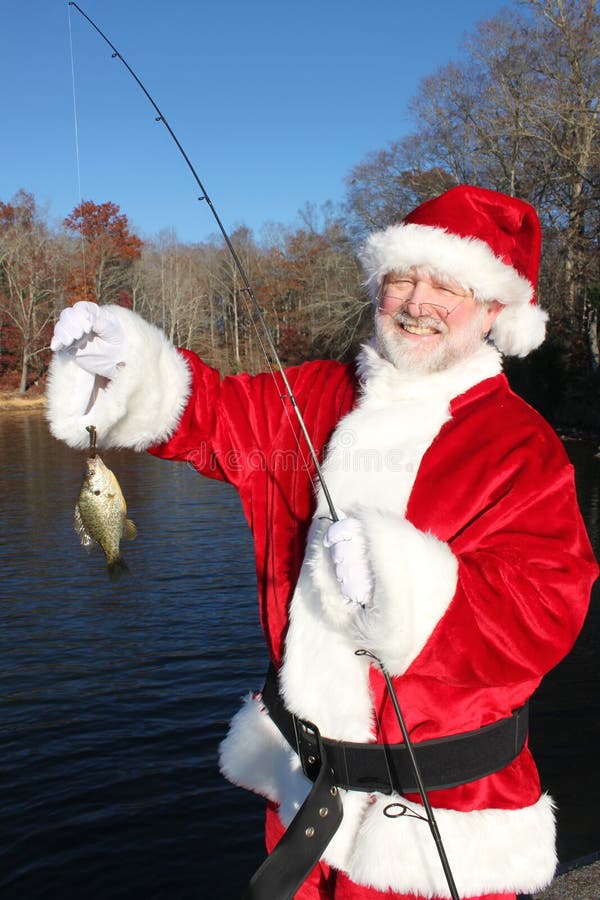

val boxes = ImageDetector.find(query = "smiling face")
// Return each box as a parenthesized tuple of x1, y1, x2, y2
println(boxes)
(374, 267, 503, 373)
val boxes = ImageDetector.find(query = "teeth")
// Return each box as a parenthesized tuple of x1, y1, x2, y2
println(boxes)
(402, 324, 439, 336)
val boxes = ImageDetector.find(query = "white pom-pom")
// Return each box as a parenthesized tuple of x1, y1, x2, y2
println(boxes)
(490, 303, 548, 358)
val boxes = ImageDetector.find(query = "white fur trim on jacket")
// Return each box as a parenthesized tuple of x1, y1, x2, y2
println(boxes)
(219, 692, 306, 809)
(353, 511, 458, 675)
(46, 306, 191, 451)
(335, 791, 556, 897)
(289, 511, 457, 682)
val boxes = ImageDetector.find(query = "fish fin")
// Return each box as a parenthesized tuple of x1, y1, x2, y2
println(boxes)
(74, 506, 95, 550)
(108, 557, 130, 583)
(123, 519, 137, 541)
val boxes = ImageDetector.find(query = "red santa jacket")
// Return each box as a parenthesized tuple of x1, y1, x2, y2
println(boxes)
(149, 342, 597, 897)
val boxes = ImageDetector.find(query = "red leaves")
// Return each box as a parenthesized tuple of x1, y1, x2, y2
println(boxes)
(64, 200, 142, 258)
(63, 200, 143, 305)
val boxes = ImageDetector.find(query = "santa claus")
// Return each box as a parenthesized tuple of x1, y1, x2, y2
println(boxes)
(47, 186, 598, 900)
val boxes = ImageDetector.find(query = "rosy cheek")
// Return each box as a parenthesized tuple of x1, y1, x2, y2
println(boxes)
(450, 303, 481, 329)
(379, 297, 398, 314)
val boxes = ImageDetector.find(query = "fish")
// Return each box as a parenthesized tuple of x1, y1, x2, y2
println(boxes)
(74, 426, 137, 582)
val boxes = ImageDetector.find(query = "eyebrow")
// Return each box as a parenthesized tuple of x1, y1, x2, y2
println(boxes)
(385, 272, 466, 291)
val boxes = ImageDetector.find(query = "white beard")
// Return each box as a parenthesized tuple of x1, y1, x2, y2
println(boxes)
(374, 306, 491, 374)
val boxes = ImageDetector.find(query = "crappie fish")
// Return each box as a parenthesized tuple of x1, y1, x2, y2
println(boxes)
(75, 427, 137, 582)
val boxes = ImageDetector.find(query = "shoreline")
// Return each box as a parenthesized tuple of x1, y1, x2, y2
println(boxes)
(0, 391, 46, 411)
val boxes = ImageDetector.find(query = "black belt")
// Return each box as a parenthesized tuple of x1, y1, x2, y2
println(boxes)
(244, 726, 343, 900)
(245, 665, 529, 899)
(263, 664, 529, 794)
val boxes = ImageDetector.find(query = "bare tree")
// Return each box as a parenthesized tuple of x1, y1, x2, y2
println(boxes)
(0, 191, 57, 392)
(345, 0, 600, 369)
(260, 209, 370, 363)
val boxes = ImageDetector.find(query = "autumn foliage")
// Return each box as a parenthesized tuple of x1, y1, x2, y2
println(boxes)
(0, 196, 144, 392)
(63, 200, 143, 305)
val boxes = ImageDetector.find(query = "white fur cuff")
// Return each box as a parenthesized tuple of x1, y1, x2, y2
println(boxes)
(46, 306, 191, 451)
(334, 792, 556, 897)
(219, 692, 314, 825)
(354, 512, 458, 675)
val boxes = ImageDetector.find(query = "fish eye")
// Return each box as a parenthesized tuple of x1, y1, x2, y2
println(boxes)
(94, 490, 101, 495)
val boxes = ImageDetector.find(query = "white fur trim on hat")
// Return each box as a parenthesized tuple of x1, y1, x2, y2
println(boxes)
(360, 223, 534, 305)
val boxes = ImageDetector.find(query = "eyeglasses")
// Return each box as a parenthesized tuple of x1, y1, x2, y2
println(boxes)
(377, 287, 467, 322)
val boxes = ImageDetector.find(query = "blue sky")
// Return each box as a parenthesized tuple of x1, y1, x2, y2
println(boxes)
(2, 0, 514, 244)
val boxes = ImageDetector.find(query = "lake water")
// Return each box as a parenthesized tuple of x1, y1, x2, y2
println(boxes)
(0, 410, 598, 899)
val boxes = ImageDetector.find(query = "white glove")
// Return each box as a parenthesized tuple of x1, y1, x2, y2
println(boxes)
(323, 515, 375, 608)
(51, 301, 128, 379)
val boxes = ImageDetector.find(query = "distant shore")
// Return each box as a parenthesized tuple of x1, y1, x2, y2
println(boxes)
(0, 391, 598, 451)
(0, 391, 46, 411)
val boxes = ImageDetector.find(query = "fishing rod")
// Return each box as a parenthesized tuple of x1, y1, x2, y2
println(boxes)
(357, 651, 460, 900)
(67, 6, 460, 898)
(67, 0, 338, 524)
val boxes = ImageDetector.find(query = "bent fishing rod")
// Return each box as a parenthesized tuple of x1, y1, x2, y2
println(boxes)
(67, 5, 460, 898)
(68, 0, 338, 525)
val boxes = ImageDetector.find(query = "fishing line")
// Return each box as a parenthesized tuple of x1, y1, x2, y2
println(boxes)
(66, 6, 460, 897)
(67, 0, 337, 522)
(67, 3, 89, 302)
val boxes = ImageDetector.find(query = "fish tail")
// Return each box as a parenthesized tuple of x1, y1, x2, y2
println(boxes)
(107, 556, 130, 583)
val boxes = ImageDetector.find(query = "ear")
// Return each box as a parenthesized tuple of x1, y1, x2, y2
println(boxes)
(483, 301, 504, 335)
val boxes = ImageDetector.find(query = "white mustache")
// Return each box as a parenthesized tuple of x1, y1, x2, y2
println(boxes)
(391, 311, 448, 334)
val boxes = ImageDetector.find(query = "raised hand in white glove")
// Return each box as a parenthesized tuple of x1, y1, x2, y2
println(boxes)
(323, 515, 375, 609)
(50, 301, 128, 379)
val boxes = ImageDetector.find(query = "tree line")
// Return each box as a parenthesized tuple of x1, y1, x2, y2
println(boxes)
(1, 0, 598, 428)
(0, 194, 369, 392)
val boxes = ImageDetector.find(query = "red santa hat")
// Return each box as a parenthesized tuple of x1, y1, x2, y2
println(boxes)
(359, 185, 548, 357)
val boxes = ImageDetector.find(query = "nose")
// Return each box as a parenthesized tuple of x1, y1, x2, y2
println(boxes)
(402, 298, 421, 316)
(410, 280, 435, 302)
(402, 280, 437, 315)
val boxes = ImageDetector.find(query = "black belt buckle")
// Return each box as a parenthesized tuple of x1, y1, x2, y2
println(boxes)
(292, 716, 323, 782)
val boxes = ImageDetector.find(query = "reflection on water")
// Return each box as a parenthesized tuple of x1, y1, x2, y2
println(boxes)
(0, 412, 598, 898)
